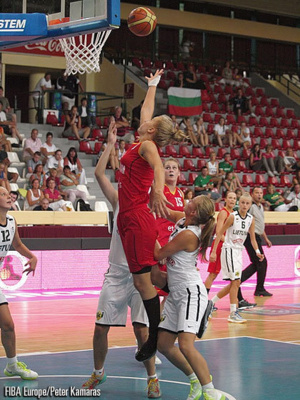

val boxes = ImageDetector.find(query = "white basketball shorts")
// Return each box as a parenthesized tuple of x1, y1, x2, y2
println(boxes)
(221, 247, 243, 281)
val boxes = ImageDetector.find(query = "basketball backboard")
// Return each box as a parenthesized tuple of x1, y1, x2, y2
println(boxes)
(0, 0, 120, 50)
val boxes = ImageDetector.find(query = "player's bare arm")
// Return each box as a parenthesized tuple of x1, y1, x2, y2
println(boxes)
(210, 214, 234, 262)
(94, 120, 118, 210)
(140, 69, 163, 125)
(12, 225, 37, 276)
(154, 230, 199, 261)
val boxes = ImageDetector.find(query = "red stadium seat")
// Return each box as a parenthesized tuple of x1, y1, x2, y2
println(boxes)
(265, 128, 275, 138)
(250, 96, 259, 106)
(79, 141, 93, 154)
(203, 113, 213, 123)
(242, 148, 251, 160)
(237, 115, 246, 124)
(293, 139, 300, 151)
(217, 147, 227, 159)
(286, 129, 296, 139)
(270, 117, 280, 128)
(255, 106, 264, 117)
(282, 139, 292, 150)
(265, 107, 274, 117)
(259, 138, 269, 149)
(270, 98, 280, 107)
(179, 145, 192, 158)
(196, 159, 207, 171)
(271, 139, 281, 149)
(166, 71, 176, 81)
(256, 88, 264, 97)
(182, 159, 195, 171)
(275, 107, 285, 118)
(235, 160, 247, 172)
(214, 85, 223, 94)
(192, 147, 205, 158)
(255, 174, 267, 187)
(217, 94, 227, 103)
(280, 119, 290, 129)
(268, 176, 280, 186)
(242, 174, 254, 187)
(275, 129, 285, 139)
(254, 127, 264, 137)
(280, 175, 292, 188)
(143, 58, 152, 68)
(132, 58, 142, 68)
(214, 113, 223, 123)
(291, 120, 300, 129)
(165, 145, 179, 158)
(260, 96, 269, 107)
(188, 172, 198, 185)
(230, 148, 241, 160)
(226, 114, 236, 125)
(210, 102, 220, 113)
(286, 109, 296, 119)
(225, 85, 233, 95)
(94, 142, 102, 154)
(202, 102, 209, 112)
(259, 117, 269, 127)
(92, 129, 104, 140)
(165, 61, 175, 70)
(201, 90, 210, 102)
(249, 116, 258, 126)
(245, 87, 255, 97)
(178, 172, 187, 185)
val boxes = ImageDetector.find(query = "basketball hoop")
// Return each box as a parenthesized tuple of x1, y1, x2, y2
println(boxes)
(59, 30, 112, 75)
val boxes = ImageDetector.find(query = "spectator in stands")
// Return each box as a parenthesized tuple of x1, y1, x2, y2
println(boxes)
(170, 115, 179, 130)
(117, 139, 126, 161)
(193, 116, 209, 148)
(9, 190, 20, 211)
(263, 184, 293, 211)
(233, 122, 251, 149)
(26, 151, 42, 176)
(114, 107, 132, 141)
(179, 116, 199, 146)
(223, 171, 240, 193)
(249, 144, 263, 171)
(219, 152, 243, 188)
(228, 88, 250, 117)
(174, 72, 185, 88)
(97, 140, 118, 171)
(41, 132, 57, 160)
(60, 165, 87, 205)
(180, 39, 194, 60)
(194, 166, 222, 202)
(232, 68, 248, 88)
(292, 170, 300, 188)
(46, 168, 61, 190)
(62, 105, 91, 141)
(219, 61, 233, 85)
(33, 198, 53, 211)
(0, 162, 10, 192)
(46, 149, 64, 175)
(32, 72, 54, 112)
(233, 188, 243, 211)
(0, 127, 12, 152)
(0, 151, 18, 183)
(57, 71, 84, 110)
(184, 189, 194, 205)
(64, 147, 87, 185)
(78, 97, 96, 128)
(24, 178, 44, 210)
(131, 100, 143, 131)
(283, 147, 299, 172)
(183, 65, 206, 90)
(0, 86, 17, 124)
(23, 128, 42, 162)
(262, 144, 284, 177)
(285, 183, 300, 211)
(44, 178, 68, 211)
(0, 101, 22, 143)
(206, 150, 222, 190)
(29, 164, 46, 190)
(213, 117, 233, 148)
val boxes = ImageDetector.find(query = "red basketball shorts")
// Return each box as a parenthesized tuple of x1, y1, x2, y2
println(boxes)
(207, 240, 223, 274)
(117, 207, 158, 273)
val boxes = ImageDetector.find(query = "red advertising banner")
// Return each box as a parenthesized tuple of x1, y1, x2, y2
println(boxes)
(3, 40, 65, 57)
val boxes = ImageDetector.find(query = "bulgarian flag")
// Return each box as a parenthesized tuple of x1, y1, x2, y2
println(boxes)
(167, 87, 202, 116)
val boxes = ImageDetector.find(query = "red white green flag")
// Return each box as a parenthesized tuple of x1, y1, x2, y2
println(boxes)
(167, 87, 202, 116)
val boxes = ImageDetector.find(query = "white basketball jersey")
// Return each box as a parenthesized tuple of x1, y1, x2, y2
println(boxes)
(166, 217, 202, 289)
(108, 204, 129, 272)
(0, 215, 16, 265)
(223, 211, 253, 250)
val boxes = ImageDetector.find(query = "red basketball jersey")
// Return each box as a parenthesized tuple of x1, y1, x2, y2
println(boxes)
(118, 141, 155, 213)
(156, 185, 185, 246)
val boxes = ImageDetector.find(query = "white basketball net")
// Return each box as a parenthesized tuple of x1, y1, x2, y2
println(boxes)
(59, 30, 112, 75)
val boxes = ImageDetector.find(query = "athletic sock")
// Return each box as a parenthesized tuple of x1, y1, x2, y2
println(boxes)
(147, 374, 157, 382)
(7, 356, 17, 366)
(143, 295, 160, 340)
(187, 372, 198, 381)
(203, 382, 214, 390)
(206, 288, 210, 294)
(230, 304, 237, 313)
(94, 368, 104, 376)
(211, 295, 220, 304)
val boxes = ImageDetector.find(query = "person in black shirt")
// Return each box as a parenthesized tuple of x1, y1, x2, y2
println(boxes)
(57, 71, 84, 110)
(228, 88, 249, 117)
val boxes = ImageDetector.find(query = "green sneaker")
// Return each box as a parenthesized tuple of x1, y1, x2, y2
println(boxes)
(187, 379, 202, 400)
(82, 371, 107, 389)
(203, 388, 226, 400)
(4, 361, 38, 380)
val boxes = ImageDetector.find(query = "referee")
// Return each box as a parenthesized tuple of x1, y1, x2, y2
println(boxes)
(238, 186, 272, 309)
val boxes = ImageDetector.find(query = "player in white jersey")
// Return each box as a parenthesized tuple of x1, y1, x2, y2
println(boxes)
(82, 121, 161, 398)
(210, 193, 264, 323)
(0, 187, 38, 380)
(154, 196, 226, 400)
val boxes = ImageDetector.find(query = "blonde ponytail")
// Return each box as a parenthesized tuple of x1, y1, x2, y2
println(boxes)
(153, 115, 188, 147)
(193, 196, 215, 261)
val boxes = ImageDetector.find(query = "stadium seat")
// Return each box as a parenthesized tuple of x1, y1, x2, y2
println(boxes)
(259, 117, 269, 127)
(102, 117, 109, 127)
(265, 128, 275, 138)
(178, 172, 187, 186)
(245, 87, 255, 97)
(7, 152, 25, 168)
(268, 176, 280, 186)
(192, 147, 204, 158)
(265, 106, 274, 117)
(255, 174, 267, 187)
(280, 118, 289, 129)
(242, 148, 251, 160)
(242, 174, 254, 187)
(196, 159, 206, 171)
(165, 60, 175, 70)
(271, 139, 281, 149)
(259, 138, 269, 148)
(143, 58, 152, 68)
(165, 145, 179, 158)
(226, 114, 236, 125)
(275, 129, 285, 139)
(217, 148, 227, 159)
(255, 106, 264, 117)
(182, 159, 195, 171)
(260, 96, 269, 107)
(224, 85, 233, 95)
(94, 142, 102, 154)
(254, 127, 264, 137)
(132, 58, 142, 68)
(293, 139, 300, 151)
(270, 98, 280, 107)
(249, 116, 258, 126)
(201, 90, 210, 102)
(275, 107, 285, 118)
(217, 94, 227, 104)
(270, 117, 279, 128)
(256, 88, 264, 97)
(92, 129, 104, 140)
(235, 160, 247, 172)
(179, 145, 192, 158)
(230, 148, 241, 160)
(202, 102, 209, 112)
(176, 62, 186, 71)
(291, 120, 299, 129)
(214, 113, 223, 123)
(280, 175, 292, 188)
(214, 85, 223, 94)
(79, 141, 94, 154)
(286, 129, 296, 139)
(188, 172, 198, 185)
(210, 102, 220, 113)
(250, 96, 259, 106)
(237, 115, 246, 124)
(282, 139, 292, 150)
(203, 113, 213, 123)
(286, 109, 296, 119)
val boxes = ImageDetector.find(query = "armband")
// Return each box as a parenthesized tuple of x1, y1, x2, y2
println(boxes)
(148, 75, 161, 87)
(255, 248, 260, 254)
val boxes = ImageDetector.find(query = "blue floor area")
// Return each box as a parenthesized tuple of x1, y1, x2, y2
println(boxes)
(0, 337, 299, 400)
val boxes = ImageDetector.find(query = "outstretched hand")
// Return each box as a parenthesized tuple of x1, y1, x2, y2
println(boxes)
(151, 189, 172, 219)
(22, 256, 37, 276)
(107, 119, 117, 145)
(146, 69, 164, 87)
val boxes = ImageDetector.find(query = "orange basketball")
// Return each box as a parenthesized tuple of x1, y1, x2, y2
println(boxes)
(127, 7, 157, 37)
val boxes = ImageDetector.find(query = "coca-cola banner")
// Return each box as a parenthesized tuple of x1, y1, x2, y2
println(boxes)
(4, 40, 65, 57)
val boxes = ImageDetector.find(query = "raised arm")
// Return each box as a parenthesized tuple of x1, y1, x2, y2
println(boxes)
(140, 69, 163, 125)
(94, 120, 118, 210)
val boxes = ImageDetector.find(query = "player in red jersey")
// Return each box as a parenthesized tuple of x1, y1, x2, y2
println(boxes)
(156, 158, 184, 297)
(117, 70, 186, 363)
(204, 191, 236, 297)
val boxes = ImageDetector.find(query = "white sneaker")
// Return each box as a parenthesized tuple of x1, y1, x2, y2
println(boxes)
(267, 171, 274, 177)
(155, 356, 162, 365)
(4, 361, 38, 380)
(228, 311, 247, 324)
(203, 388, 226, 400)
(187, 379, 202, 400)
